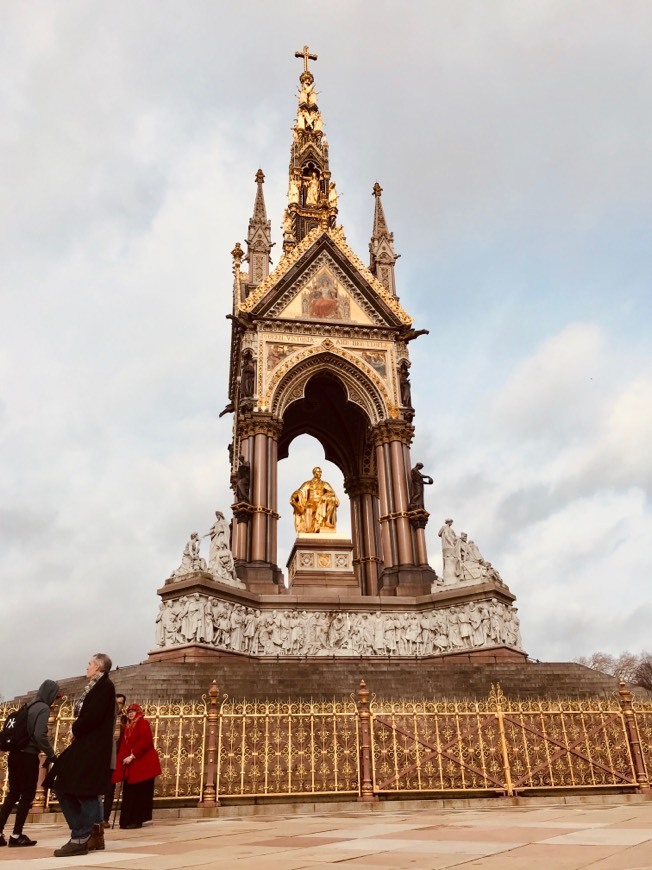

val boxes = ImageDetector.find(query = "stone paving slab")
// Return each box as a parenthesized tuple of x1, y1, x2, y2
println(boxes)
(1, 799, 651, 869)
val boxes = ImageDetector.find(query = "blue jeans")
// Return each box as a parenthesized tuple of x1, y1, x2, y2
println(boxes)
(55, 791, 101, 841)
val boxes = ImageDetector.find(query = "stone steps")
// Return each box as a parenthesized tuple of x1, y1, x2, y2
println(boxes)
(15, 659, 624, 705)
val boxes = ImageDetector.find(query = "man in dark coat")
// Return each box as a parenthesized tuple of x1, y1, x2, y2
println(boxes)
(0, 679, 60, 848)
(44, 653, 115, 858)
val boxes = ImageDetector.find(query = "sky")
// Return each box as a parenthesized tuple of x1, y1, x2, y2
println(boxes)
(1, 1, 651, 699)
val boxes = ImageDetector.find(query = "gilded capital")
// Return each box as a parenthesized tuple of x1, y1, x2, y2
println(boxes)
(370, 419, 415, 447)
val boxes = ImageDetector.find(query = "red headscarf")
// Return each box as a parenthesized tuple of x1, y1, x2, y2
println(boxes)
(126, 703, 144, 724)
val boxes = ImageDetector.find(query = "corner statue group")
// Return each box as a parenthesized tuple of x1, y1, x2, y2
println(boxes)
(290, 467, 339, 533)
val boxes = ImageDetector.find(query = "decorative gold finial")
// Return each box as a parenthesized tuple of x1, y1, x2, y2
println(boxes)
(372, 182, 383, 197)
(255, 168, 265, 184)
(231, 242, 244, 273)
(295, 44, 317, 74)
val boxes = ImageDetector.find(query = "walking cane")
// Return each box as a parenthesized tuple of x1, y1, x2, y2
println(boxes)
(111, 774, 125, 830)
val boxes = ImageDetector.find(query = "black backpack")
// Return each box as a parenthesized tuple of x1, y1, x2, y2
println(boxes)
(0, 702, 34, 752)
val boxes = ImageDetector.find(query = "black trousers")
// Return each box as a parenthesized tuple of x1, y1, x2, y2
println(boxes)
(0, 751, 39, 835)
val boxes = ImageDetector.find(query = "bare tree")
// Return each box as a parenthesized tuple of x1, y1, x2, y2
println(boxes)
(612, 652, 641, 683)
(634, 654, 652, 691)
(575, 650, 652, 688)
(575, 652, 616, 674)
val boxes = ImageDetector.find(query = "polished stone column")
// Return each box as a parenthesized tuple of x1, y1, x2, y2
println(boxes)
(251, 431, 268, 562)
(346, 476, 381, 596)
(375, 440, 396, 568)
(390, 438, 413, 565)
(233, 414, 283, 592)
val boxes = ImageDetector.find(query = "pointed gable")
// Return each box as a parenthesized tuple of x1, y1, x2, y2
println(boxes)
(238, 226, 412, 328)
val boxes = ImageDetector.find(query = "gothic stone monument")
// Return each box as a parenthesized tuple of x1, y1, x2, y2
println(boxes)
(149, 47, 525, 667)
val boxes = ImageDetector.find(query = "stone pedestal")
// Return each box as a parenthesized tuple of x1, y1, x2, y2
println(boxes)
(286, 533, 358, 592)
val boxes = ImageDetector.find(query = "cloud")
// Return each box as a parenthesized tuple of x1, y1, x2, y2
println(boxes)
(1, 2, 651, 698)
(420, 321, 652, 661)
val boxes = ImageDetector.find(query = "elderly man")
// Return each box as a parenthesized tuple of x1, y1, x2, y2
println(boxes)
(44, 653, 116, 858)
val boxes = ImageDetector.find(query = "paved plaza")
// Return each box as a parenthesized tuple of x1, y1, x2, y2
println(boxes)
(1, 798, 651, 869)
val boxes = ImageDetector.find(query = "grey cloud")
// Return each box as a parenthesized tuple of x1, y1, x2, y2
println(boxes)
(2, 2, 652, 698)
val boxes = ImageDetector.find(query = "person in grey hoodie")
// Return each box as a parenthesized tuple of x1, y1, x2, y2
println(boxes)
(0, 679, 60, 848)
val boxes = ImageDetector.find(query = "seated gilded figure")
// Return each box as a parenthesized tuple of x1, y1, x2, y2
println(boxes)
(290, 466, 339, 534)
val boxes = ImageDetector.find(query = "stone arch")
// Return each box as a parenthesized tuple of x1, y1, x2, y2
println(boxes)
(269, 347, 390, 426)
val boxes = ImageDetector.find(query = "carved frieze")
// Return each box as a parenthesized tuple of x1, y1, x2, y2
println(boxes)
(154, 595, 524, 657)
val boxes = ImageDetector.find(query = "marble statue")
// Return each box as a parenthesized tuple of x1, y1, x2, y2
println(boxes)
(205, 511, 243, 587)
(155, 603, 166, 647)
(459, 532, 487, 581)
(408, 462, 434, 511)
(168, 532, 206, 581)
(290, 466, 339, 533)
(328, 181, 338, 208)
(438, 519, 461, 583)
(485, 562, 504, 585)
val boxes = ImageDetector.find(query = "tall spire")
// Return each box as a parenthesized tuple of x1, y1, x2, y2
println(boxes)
(283, 45, 338, 252)
(369, 182, 399, 296)
(246, 168, 272, 285)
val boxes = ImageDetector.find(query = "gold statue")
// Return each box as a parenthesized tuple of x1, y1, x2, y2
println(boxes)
(290, 467, 339, 533)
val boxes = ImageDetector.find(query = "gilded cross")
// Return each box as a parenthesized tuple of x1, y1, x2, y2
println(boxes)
(295, 45, 318, 74)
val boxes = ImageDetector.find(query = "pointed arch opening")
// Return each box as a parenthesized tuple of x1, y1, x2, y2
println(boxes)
(277, 434, 350, 578)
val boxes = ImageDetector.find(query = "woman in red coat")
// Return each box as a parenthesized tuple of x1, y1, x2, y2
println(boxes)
(113, 704, 161, 829)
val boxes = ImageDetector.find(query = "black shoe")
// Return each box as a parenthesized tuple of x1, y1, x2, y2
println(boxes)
(0, 833, 6, 847)
(124, 822, 142, 829)
(9, 833, 37, 847)
(53, 839, 88, 857)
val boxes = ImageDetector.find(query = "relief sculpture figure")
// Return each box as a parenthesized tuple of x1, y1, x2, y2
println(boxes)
(290, 466, 339, 533)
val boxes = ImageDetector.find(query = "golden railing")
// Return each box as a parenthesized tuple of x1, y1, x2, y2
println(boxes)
(370, 685, 640, 795)
(1, 680, 650, 807)
(216, 696, 359, 797)
(632, 697, 652, 788)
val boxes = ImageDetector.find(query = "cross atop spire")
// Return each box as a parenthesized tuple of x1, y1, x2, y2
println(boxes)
(295, 45, 317, 74)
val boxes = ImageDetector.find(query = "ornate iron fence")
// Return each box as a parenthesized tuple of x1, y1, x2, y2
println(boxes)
(216, 697, 359, 797)
(632, 697, 652, 788)
(1, 681, 650, 808)
(370, 686, 639, 795)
